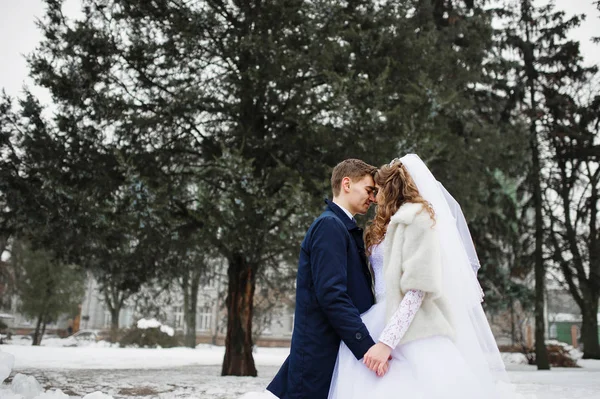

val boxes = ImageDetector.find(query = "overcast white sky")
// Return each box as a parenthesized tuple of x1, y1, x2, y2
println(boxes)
(1, 0, 599, 103)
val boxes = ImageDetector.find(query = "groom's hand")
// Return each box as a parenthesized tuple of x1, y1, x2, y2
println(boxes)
(363, 342, 392, 375)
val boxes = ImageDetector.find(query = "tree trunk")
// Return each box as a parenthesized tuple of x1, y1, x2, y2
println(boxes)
(510, 297, 516, 346)
(532, 120, 550, 370)
(104, 290, 121, 343)
(522, 0, 550, 370)
(182, 273, 189, 337)
(110, 307, 120, 343)
(581, 294, 600, 359)
(40, 313, 49, 344)
(32, 312, 44, 346)
(0, 233, 8, 259)
(212, 272, 222, 346)
(221, 254, 257, 376)
(183, 271, 200, 348)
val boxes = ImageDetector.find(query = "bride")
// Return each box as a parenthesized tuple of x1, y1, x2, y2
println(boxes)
(328, 154, 515, 399)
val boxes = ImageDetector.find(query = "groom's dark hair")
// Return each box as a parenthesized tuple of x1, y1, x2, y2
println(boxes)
(331, 159, 377, 197)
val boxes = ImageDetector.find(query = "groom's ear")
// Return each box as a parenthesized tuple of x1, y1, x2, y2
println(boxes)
(341, 177, 351, 193)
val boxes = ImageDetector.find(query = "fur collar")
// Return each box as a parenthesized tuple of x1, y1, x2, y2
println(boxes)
(389, 202, 426, 226)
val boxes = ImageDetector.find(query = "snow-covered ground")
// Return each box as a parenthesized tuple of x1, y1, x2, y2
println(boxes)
(1, 344, 289, 370)
(1, 343, 600, 399)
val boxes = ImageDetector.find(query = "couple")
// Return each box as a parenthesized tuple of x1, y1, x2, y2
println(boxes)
(245, 155, 514, 399)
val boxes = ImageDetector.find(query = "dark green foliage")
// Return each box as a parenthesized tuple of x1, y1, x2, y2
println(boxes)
(11, 240, 85, 346)
(0, 91, 168, 342)
(331, 0, 531, 313)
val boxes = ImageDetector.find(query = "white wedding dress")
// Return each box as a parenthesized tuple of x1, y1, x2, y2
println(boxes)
(327, 241, 506, 399)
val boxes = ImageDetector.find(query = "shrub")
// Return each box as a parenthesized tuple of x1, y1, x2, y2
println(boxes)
(545, 340, 582, 367)
(498, 341, 582, 368)
(119, 319, 180, 348)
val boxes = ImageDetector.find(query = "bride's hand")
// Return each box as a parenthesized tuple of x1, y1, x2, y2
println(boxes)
(376, 360, 390, 377)
(363, 342, 392, 374)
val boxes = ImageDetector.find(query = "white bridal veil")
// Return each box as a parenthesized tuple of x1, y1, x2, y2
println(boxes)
(400, 154, 515, 398)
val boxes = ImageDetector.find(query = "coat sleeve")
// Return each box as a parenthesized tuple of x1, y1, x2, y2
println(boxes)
(399, 214, 443, 298)
(309, 217, 375, 360)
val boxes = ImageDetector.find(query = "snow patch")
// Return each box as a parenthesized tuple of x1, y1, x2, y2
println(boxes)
(0, 387, 24, 399)
(1, 348, 15, 383)
(11, 374, 43, 399)
(0, 347, 114, 399)
(136, 318, 161, 329)
(548, 313, 582, 322)
(30, 389, 69, 399)
(578, 359, 600, 369)
(501, 352, 529, 365)
(159, 325, 174, 337)
(238, 391, 278, 399)
(136, 318, 174, 337)
(81, 392, 115, 399)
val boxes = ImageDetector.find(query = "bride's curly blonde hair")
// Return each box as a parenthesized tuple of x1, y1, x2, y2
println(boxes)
(364, 160, 435, 255)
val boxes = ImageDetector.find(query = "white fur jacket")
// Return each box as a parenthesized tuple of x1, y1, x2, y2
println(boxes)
(382, 202, 455, 345)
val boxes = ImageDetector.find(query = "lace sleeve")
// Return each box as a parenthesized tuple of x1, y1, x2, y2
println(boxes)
(378, 289, 425, 349)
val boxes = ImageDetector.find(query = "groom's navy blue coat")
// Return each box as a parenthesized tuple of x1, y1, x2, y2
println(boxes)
(267, 200, 376, 399)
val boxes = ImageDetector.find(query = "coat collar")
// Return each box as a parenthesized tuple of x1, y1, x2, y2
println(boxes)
(325, 199, 358, 231)
(390, 202, 425, 226)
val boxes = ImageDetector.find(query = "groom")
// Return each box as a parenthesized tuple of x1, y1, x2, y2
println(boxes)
(267, 159, 385, 399)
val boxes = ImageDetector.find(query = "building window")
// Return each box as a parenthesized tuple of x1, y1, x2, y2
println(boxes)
(549, 324, 557, 339)
(197, 306, 212, 331)
(103, 311, 111, 328)
(262, 327, 273, 336)
(205, 277, 217, 289)
(174, 306, 184, 329)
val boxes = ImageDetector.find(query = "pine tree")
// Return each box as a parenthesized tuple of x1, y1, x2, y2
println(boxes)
(28, 0, 370, 375)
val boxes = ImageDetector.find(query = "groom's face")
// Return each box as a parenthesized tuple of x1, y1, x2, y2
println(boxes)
(346, 174, 377, 215)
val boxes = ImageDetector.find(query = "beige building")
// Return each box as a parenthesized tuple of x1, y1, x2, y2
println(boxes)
(78, 274, 295, 346)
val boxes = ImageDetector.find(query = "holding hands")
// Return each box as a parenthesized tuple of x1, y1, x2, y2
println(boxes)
(363, 342, 392, 377)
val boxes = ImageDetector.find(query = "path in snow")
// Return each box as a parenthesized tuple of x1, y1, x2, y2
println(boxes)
(7, 364, 600, 399)
(9, 365, 269, 399)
